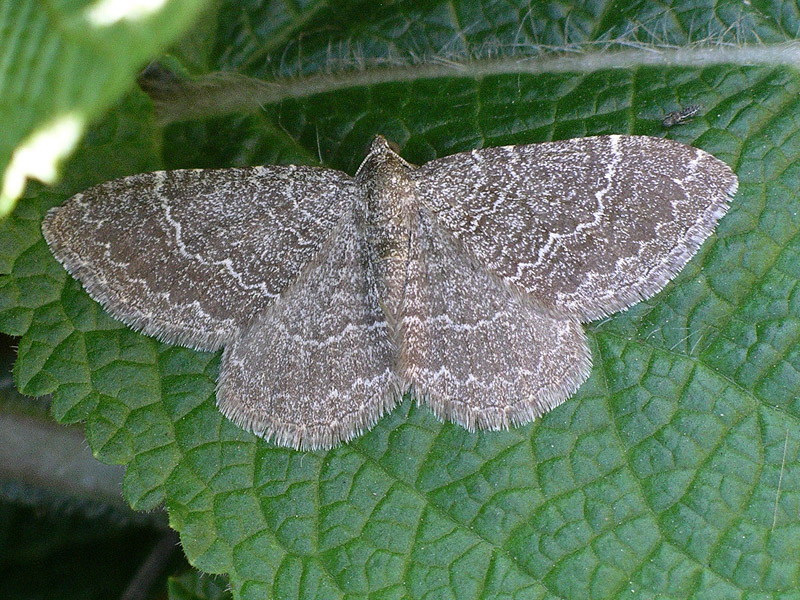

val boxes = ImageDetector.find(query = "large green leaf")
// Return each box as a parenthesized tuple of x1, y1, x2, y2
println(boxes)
(4, 1, 800, 598)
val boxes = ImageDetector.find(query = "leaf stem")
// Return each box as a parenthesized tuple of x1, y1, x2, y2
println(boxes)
(0, 403, 166, 528)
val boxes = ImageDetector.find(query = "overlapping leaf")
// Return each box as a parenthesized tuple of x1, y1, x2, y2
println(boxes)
(0, 0, 212, 215)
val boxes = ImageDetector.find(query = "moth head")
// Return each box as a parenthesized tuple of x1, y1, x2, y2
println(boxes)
(368, 135, 394, 155)
(356, 135, 413, 181)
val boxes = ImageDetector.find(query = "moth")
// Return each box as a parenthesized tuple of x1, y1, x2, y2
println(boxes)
(42, 135, 737, 450)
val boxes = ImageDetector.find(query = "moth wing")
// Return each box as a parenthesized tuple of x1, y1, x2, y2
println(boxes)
(400, 209, 591, 430)
(217, 212, 400, 450)
(412, 135, 737, 321)
(42, 165, 355, 350)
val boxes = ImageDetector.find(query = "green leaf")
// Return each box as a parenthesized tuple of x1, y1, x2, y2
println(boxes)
(0, 0, 212, 216)
(4, 1, 800, 599)
(169, 571, 231, 600)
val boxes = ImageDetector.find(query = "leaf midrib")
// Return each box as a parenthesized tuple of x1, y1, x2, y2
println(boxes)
(156, 42, 800, 125)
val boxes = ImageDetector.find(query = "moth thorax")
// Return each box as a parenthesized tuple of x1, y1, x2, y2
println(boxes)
(359, 167, 417, 321)
(360, 156, 416, 252)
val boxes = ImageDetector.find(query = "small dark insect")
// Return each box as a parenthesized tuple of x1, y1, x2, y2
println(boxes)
(662, 104, 703, 128)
